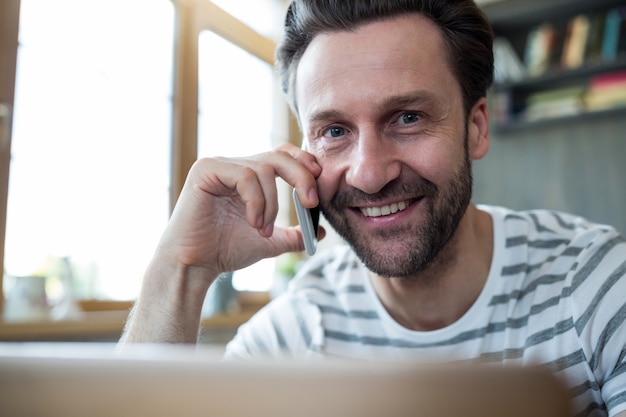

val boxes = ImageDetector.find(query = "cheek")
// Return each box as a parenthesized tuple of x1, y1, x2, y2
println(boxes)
(402, 142, 463, 184)
(315, 165, 340, 204)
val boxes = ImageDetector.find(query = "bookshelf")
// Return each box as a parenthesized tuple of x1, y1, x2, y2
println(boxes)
(483, 0, 626, 131)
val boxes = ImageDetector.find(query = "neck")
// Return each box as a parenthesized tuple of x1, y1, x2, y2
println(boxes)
(369, 204, 493, 331)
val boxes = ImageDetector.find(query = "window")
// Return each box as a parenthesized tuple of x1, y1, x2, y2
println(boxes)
(2, 0, 287, 307)
(211, 0, 283, 39)
(4, 0, 174, 301)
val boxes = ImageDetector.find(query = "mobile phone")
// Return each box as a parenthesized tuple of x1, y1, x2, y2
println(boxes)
(293, 189, 319, 256)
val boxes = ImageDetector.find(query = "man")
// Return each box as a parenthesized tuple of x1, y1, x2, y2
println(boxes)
(121, 1, 626, 415)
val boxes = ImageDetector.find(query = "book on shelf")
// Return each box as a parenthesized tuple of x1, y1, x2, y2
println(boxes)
(518, 5, 626, 75)
(561, 14, 591, 69)
(490, 90, 513, 126)
(586, 11, 607, 63)
(524, 23, 557, 77)
(493, 37, 526, 83)
(601, 6, 626, 62)
(523, 86, 585, 122)
(584, 70, 626, 111)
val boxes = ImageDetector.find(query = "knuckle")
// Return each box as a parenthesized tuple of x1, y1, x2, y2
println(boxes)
(239, 165, 258, 183)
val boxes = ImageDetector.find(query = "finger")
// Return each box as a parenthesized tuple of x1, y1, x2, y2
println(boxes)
(276, 142, 322, 177)
(200, 158, 270, 231)
(274, 224, 326, 254)
(212, 158, 281, 236)
(269, 225, 307, 255)
(253, 147, 320, 208)
(205, 149, 319, 231)
(251, 162, 280, 237)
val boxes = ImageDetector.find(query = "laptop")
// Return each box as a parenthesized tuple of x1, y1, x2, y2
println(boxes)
(0, 343, 572, 417)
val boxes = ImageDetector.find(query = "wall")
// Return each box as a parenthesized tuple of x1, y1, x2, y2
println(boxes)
(473, 113, 626, 235)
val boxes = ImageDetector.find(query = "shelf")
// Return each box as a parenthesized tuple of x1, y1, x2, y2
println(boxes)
(0, 311, 128, 342)
(0, 292, 269, 342)
(483, 0, 623, 32)
(0, 309, 259, 342)
(492, 105, 626, 133)
(493, 56, 626, 92)
(484, 0, 626, 132)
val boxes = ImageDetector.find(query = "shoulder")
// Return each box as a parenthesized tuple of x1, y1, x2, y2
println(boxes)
(480, 204, 624, 253)
(481, 206, 626, 341)
(479, 205, 625, 307)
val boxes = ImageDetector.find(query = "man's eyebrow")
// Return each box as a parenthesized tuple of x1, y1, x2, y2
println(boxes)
(307, 91, 444, 125)
(308, 109, 344, 125)
(378, 91, 444, 110)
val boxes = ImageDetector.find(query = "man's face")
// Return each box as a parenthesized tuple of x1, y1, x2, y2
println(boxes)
(295, 14, 481, 278)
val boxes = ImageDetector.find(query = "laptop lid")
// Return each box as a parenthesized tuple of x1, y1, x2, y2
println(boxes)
(0, 343, 572, 417)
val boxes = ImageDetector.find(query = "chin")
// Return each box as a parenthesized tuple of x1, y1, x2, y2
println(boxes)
(352, 237, 436, 279)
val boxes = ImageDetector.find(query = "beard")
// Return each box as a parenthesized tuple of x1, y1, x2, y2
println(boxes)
(319, 143, 473, 279)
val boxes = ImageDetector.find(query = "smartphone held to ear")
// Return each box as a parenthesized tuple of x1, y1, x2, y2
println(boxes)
(293, 189, 319, 256)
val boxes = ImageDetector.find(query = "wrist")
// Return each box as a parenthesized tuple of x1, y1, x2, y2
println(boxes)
(122, 251, 218, 344)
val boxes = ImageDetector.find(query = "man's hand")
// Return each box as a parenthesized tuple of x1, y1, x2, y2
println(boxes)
(162, 142, 321, 277)
(119, 143, 321, 344)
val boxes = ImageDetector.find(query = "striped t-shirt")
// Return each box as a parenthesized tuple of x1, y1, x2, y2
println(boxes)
(225, 205, 626, 417)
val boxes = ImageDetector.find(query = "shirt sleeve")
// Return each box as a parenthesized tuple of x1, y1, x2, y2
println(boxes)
(571, 229, 626, 416)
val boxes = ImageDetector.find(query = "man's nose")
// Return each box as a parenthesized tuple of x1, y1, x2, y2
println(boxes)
(345, 130, 401, 194)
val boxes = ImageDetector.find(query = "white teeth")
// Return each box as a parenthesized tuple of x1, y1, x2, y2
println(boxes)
(360, 200, 409, 218)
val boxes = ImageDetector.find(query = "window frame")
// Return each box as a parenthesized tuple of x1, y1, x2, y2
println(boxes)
(170, 0, 279, 210)
(0, 0, 21, 314)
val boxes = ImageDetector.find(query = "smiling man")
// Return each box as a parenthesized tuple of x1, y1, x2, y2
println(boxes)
(121, 1, 626, 416)
(294, 12, 492, 331)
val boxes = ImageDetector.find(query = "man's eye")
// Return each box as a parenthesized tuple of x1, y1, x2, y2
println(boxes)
(324, 126, 346, 138)
(398, 112, 421, 125)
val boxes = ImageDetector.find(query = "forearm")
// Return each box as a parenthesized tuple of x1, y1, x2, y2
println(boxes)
(119, 147, 319, 344)
(119, 252, 216, 344)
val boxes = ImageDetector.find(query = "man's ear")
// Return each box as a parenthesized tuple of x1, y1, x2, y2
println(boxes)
(467, 97, 490, 161)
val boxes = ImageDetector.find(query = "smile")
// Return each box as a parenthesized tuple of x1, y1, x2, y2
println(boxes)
(359, 200, 411, 218)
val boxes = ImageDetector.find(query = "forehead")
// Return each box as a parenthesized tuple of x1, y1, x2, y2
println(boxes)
(294, 14, 460, 123)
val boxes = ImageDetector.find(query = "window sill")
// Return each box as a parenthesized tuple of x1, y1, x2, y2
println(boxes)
(0, 310, 129, 342)
(0, 292, 269, 342)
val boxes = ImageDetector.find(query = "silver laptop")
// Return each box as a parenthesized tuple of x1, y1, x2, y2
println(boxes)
(0, 343, 572, 417)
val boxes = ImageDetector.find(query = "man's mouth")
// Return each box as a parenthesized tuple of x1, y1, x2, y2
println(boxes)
(359, 199, 412, 218)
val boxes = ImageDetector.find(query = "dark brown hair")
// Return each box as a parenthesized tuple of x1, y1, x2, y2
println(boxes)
(276, 0, 494, 116)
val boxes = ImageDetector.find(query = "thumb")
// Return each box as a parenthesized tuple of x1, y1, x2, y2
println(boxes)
(277, 224, 327, 255)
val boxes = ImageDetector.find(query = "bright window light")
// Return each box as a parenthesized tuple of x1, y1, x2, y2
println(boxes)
(5, 0, 174, 300)
(211, 0, 284, 39)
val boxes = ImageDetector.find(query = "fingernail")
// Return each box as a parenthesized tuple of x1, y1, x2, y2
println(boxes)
(263, 223, 274, 237)
(256, 215, 264, 229)
(308, 188, 318, 204)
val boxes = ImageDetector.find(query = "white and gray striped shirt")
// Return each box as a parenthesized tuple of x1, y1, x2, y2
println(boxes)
(225, 205, 626, 417)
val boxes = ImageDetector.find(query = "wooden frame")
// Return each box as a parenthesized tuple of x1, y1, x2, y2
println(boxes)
(0, 0, 21, 312)
(170, 0, 277, 210)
